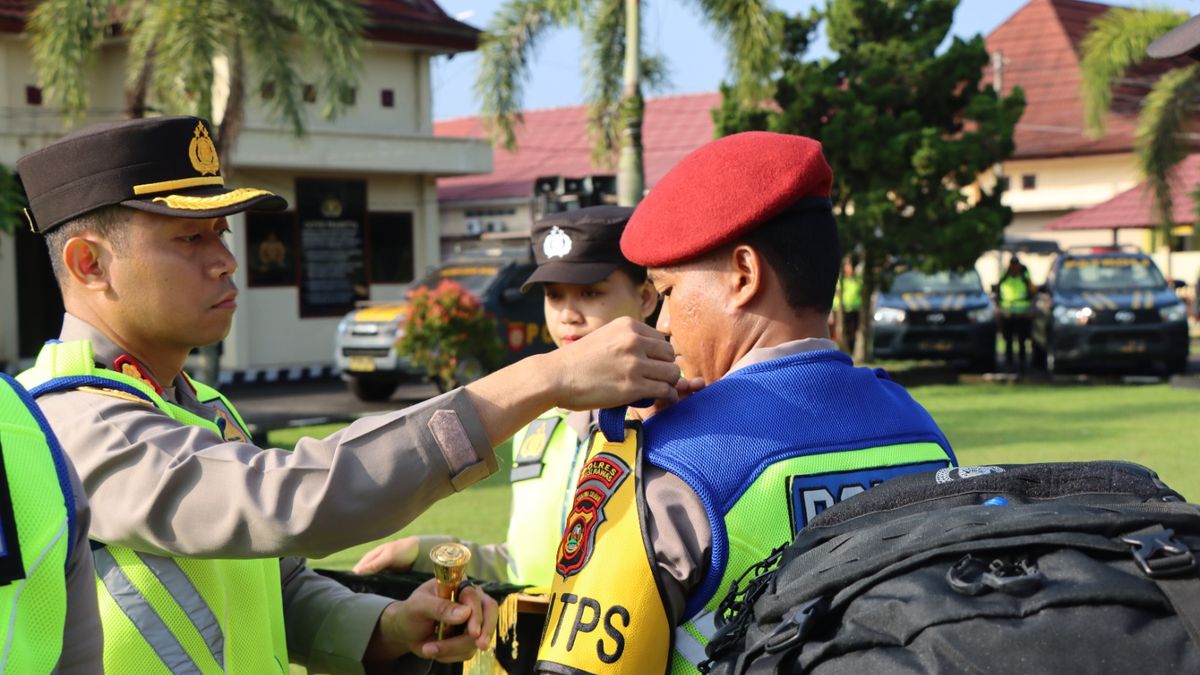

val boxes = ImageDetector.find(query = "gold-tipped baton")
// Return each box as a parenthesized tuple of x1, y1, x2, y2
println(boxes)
(430, 542, 472, 640)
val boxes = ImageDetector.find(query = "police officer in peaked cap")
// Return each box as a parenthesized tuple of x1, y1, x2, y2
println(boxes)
(14, 116, 686, 672)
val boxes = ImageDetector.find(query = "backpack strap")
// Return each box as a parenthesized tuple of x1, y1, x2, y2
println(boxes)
(1122, 526, 1200, 652)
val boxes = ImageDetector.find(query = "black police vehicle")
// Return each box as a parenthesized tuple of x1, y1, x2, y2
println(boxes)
(335, 243, 554, 400)
(873, 268, 997, 371)
(1032, 246, 1189, 375)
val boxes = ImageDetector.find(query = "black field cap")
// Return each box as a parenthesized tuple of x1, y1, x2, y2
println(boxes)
(522, 205, 636, 292)
(16, 115, 287, 233)
(1147, 14, 1200, 60)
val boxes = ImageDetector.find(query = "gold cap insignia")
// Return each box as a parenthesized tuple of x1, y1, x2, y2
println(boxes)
(188, 121, 220, 176)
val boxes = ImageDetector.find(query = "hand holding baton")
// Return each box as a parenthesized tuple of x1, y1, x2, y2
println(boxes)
(430, 543, 472, 640)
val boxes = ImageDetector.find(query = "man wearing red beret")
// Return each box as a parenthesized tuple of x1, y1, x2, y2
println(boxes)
(535, 132, 958, 675)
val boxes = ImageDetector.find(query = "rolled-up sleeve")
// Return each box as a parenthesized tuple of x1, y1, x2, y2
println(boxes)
(38, 387, 497, 560)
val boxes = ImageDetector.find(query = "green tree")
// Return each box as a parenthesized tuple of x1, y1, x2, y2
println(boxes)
(0, 164, 27, 238)
(1080, 8, 1192, 262)
(477, 0, 780, 205)
(28, 0, 366, 159)
(715, 0, 1024, 361)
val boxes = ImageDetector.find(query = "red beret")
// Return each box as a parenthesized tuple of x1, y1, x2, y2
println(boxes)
(621, 131, 833, 267)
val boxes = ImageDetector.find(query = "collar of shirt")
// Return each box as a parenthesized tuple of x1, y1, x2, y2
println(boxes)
(726, 337, 840, 376)
(60, 312, 192, 405)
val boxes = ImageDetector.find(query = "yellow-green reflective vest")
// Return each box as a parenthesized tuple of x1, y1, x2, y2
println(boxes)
(834, 276, 863, 313)
(0, 373, 73, 674)
(506, 411, 585, 586)
(999, 274, 1032, 313)
(19, 341, 289, 674)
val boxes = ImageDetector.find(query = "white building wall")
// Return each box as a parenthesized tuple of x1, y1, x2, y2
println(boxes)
(0, 33, 490, 372)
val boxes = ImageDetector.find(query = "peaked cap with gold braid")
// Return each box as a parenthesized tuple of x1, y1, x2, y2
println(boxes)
(16, 116, 287, 233)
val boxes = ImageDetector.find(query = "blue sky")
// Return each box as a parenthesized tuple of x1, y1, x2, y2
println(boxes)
(430, 0, 1200, 121)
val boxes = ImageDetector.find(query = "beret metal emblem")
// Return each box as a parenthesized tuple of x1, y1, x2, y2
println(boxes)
(543, 226, 572, 259)
(188, 121, 220, 176)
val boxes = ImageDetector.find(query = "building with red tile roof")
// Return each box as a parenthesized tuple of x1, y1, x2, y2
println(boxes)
(0, 0, 479, 51)
(981, 0, 1190, 248)
(434, 92, 719, 240)
(1045, 155, 1200, 233)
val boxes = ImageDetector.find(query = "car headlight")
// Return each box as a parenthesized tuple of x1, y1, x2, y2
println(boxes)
(1160, 302, 1187, 323)
(1052, 305, 1093, 325)
(336, 317, 351, 334)
(968, 305, 995, 324)
(874, 307, 906, 324)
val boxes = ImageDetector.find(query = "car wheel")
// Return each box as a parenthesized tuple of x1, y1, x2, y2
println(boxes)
(967, 350, 996, 374)
(348, 376, 398, 402)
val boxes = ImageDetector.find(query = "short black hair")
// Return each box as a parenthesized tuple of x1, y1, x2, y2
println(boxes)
(737, 205, 840, 314)
(44, 205, 130, 282)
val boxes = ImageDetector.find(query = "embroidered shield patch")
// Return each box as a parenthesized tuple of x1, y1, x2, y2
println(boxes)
(556, 452, 630, 579)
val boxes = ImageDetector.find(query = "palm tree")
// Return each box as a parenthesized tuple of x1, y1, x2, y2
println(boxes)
(1080, 7, 1195, 254)
(28, 0, 366, 160)
(476, 0, 780, 205)
(28, 0, 366, 382)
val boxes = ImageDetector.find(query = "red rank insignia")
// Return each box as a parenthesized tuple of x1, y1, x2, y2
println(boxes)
(556, 452, 630, 579)
(112, 354, 162, 394)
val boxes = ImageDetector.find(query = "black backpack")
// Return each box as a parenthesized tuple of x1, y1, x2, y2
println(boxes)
(702, 462, 1200, 674)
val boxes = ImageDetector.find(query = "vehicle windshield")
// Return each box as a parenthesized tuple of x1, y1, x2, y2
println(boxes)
(413, 264, 502, 297)
(1056, 256, 1165, 291)
(890, 270, 984, 294)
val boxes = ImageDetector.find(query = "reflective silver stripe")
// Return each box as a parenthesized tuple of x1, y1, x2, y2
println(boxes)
(93, 549, 202, 674)
(674, 609, 718, 667)
(136, 552, 225, 670)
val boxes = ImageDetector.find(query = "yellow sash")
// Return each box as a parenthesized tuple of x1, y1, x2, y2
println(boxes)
(535, 421, 671, 674)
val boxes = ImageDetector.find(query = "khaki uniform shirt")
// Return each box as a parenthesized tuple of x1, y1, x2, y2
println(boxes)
(39, 314, 499, 672)
(643, 338, 840, 623)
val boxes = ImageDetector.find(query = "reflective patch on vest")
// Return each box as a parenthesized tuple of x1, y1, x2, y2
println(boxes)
(787, 461, 947, 535)
(511, 416, 562, 482)
(208, 400, 249, 443)
(0, 439, 25, 585)
(556, 452, 630, 579)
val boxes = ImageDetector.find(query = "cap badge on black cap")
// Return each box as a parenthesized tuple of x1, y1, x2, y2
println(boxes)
(543, 226, 573, 259)
(189, 122, 220, 176)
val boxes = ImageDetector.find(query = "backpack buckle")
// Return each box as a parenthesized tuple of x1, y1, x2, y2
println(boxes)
(1122, 529, 1197, 579)
(763, 596, 827, 654)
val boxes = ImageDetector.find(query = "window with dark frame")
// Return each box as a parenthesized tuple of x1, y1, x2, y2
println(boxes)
(25, 86, 41, 106)
(261, 81, 276, 100)
(341, 87, 357, 106)
(303, 84, 317, 103)
(244, 211, 298, 288)
(1021, 174, 1037, 190)
(366, 212, 415, 285)
(381, 89, 395, 108)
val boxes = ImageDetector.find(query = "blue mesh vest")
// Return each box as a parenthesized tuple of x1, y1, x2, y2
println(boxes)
(642, 350, 955, 672)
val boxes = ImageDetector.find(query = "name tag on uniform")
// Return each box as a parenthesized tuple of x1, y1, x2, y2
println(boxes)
(0, 439, 26, 585)
(787, 461, 948, 535)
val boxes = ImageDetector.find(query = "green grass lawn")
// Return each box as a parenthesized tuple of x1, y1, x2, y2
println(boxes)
(273, 382, 1200, 572)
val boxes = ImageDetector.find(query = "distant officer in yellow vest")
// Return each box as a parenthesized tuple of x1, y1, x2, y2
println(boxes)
(353, 205, 659, 587)
(832, 257, 863, 352)
(0, 372, 100, 674)
(14, 116, 685, 673)
(535, 132, 955, 675)
(997, 255, 1035, 373)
